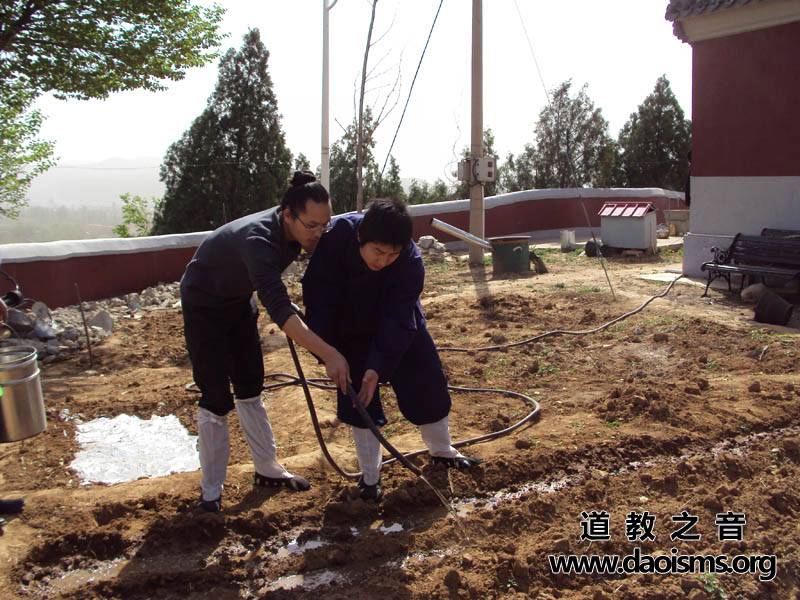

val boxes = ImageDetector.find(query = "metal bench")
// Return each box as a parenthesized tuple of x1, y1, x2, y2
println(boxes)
(700, 233, 800, 297)
(761, 228, 800, 240)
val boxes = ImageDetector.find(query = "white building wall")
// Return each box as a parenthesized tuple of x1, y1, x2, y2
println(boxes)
(683, 176, 800, 277)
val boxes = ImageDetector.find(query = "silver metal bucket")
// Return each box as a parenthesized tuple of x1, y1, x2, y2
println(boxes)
(0, 346, 47, 442)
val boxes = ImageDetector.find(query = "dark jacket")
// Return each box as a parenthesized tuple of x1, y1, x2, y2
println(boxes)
(180, 206, 300, 328)
(302, 214, 426, 381)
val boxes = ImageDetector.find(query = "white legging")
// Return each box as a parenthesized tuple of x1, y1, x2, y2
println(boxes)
(197, 395, 291, 501)
(351, 415, 461, 486)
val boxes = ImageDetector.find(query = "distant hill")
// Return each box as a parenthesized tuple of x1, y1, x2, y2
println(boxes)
(27, 157, 165, 207)
(25, 159, 439, 209)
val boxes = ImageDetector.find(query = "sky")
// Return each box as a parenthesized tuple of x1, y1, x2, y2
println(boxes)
(33, 0, 691, 186)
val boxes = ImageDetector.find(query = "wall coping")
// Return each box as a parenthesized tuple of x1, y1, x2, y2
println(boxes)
(1, 188, 683, 264)
(405, 187, 684, 217)
(1, 232, 210, 264)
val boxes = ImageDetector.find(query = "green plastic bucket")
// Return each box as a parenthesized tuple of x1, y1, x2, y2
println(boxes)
(489, 236, 531, 275)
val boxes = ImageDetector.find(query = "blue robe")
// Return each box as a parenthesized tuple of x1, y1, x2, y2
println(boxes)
(302, 214, 451, 428)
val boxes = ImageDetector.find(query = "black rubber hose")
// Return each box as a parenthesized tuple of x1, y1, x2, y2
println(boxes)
(437, 275, 684, 352)
(281, 337, 540, 480)
(187, 277, 681, 481)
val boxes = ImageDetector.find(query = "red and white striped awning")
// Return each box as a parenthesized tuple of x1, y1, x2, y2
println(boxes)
(598, 202, 654, 218)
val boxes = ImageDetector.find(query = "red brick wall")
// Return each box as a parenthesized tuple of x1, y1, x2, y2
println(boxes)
(692, 20, 800, 177)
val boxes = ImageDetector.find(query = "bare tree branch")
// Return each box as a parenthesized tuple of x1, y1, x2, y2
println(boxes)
(355, 0, 378, 212)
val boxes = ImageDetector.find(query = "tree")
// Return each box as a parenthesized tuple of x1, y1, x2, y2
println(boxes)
(430, 179, 451, 202)
(353, 0, 401, 211)
(406, 178, 450, 205)
(374, 155, 405, 201)
(406, 179, 429, 205)
(113, 193, 154, 237)
(453, 128, 500, 199)
(152, 29, 293, 234)
(618, 76, 691, 190)
(529, 80, 618, 188)
(294, 153, 311, 172)
(0, 0, 224, 220)
(0, 1, 225, 100)
(328, 109, 380, 214)
(0, 84, 55, 218)
(498, 146, 537, 193)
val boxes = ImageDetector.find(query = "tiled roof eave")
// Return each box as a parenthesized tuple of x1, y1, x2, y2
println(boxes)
(665, 0, 766, 22)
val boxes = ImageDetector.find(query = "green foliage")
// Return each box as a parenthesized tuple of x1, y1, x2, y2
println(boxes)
(152, 29, 293, 234)
(374, 156, 406, 202)
(113, 193, 153, 238)
(618, 76, 691, 191)
(500, 81, 621, 191)
(498, 148, 536, 193)
(699, 573, 727, 599)
(293, 153, 311, 172)
(0, 0, 225, 100)
(530, 80, 620, 188)
(406, 178, 451, 205)
(328, 108, 380, 213)
(0, 0, 223, 222)
(0, 85, 55, 219)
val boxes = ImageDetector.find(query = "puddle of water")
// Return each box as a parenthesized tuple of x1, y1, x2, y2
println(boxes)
(450, 424, 800, 519)
(266, 569, 349, 592)
(46, 558, 127, 596)
(41, 424, 800, 597)
(275, 537, 329, 560)
(70, 414, 200, 484)
(454, 476, 575, 517)
(378, 523, 404, 534)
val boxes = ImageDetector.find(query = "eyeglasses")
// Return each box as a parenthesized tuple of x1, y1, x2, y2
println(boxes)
(293, 212, 332, 233)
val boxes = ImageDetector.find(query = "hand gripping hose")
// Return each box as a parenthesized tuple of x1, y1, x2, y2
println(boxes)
(277, 329, 541, 481)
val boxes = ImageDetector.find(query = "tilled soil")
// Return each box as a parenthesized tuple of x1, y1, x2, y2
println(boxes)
(1, 249, 799, 599)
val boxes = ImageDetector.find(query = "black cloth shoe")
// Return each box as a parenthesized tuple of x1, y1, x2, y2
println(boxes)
(430, 455, 483, 470)
(0, 499, 24, 515)
(197, 495, 221, 513)
(357, 476, 383, 502)
(254, 472, 311, 491)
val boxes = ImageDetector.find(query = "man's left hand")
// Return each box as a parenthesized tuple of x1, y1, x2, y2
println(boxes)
(356, 369, 379, 408)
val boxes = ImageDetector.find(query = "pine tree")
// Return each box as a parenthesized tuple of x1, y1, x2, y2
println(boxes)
(406, 180, 430, 205)
(152, 29, 292, 234)
(530, 80, 618, 188)
(498, 146, 538, 193)
(618, 76, 691, 191)
(374, 156, 406, 201)
(294, 153, 311, 172)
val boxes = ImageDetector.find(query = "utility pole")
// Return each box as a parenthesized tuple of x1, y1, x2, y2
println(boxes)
(321, 0, 338, 191)
(469, 0, 485, 265)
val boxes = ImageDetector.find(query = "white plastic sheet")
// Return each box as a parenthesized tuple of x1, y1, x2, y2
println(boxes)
(71, 414, 200, 484)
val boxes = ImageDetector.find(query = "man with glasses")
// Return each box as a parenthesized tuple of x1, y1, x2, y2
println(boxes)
(180, 171, 350, 512)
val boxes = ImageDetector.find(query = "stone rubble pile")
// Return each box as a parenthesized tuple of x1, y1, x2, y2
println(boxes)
(417, 235, 453, 263)
(1, 282, 181, 363)
(0, 257, 311, 363)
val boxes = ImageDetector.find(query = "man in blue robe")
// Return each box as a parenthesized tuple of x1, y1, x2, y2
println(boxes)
(302, 198, 480, 501)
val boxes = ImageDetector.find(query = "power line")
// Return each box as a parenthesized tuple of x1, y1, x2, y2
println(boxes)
(380, 0, 445, 178)
(512, 0, 550, 105)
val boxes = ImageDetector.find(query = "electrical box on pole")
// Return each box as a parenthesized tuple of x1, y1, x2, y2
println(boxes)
(457, 156, 497, 183)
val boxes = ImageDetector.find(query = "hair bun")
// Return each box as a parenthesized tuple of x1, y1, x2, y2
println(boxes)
(290, 170, 316, 187)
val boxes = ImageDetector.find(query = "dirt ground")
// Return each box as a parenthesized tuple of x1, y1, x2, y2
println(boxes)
(2, 247, 799, 599)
